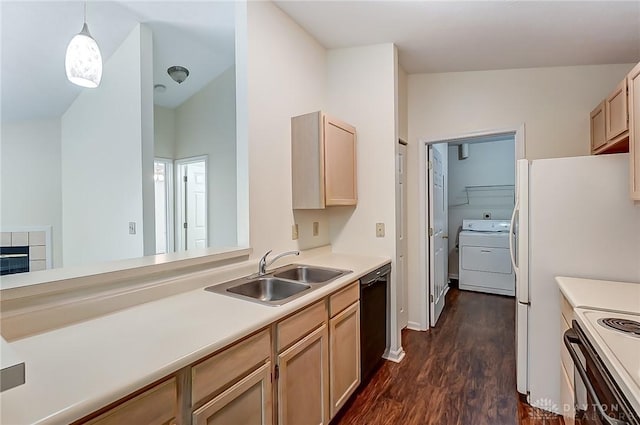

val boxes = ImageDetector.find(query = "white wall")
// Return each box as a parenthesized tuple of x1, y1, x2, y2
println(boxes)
(0, 119, 63, 267)
(406, 63, 634, 326)
(245, 1, 330, 257)
(447, 139, 515, 256)
(153, 106, 176, 159)
(326, 44, 402, 358)
(61, 25, 149, 267)
(174, 66, 238, 248)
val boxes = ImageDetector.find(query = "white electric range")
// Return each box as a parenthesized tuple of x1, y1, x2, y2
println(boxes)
(574, 308, 640, 409)
(567, 307, 640, 424)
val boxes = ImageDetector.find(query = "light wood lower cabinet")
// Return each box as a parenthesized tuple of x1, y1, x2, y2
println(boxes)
(80, 377, 178, 425)
(78, 281, 362, 425)
(192, 362, 272, 425)
(329, 301, 360, 418)
(277, 323, 330, 425)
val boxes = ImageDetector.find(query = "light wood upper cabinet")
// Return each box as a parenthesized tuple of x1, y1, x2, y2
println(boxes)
(592, 77, 630, 155)
(192, 362, 272, 425)
(605, 78, 629, 141)
(292, 111, 357, 209)
(628, 62, 640, 200)
(590, 101, 606, 152)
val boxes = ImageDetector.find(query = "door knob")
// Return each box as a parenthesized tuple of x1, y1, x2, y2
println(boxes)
(442, 234, 449, 239)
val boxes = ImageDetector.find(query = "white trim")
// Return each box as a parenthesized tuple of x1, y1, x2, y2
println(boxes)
(154, 158, 175, 255)
(1, 225, 53, 270)
(417, 125, 525, 329)
(382, 346, 406, 363)
(407, 321, 427, 331)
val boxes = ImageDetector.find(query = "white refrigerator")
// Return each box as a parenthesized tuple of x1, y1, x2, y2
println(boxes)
(510, 153, 640, 411)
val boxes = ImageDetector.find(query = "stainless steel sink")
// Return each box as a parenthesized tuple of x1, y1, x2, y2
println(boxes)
(205, 264, 351, 306)
(273, 265, 348, 284)
(205, 276, 311, 306)
(227, 278, 310, 302)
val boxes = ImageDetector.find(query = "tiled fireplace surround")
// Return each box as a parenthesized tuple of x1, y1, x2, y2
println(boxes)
(1, 228, 51, 272)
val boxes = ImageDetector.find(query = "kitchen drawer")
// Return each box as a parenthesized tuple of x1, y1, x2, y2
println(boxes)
(82, 377, 177, 425)
(277, 300, 327, 352)
(560, 294, 574, 325)
(329, 282, 359, 318)
(192, 329, 271, 406)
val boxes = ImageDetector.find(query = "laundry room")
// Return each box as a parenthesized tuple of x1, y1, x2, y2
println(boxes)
(445, 135, 516, 296)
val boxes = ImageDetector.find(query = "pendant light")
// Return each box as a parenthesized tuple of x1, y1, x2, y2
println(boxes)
(65, 3, 102, 88)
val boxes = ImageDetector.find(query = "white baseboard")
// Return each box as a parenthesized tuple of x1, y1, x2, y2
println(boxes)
(382, 347, 406, 363)
(407, 321, 427, 331)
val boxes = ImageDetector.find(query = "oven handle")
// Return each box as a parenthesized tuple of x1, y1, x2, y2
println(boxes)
(564, 329, 629, 425)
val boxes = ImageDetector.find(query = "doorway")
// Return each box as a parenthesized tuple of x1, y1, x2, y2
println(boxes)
(175, 156, 208, 251)
(154, 158, 174, 254)
(419, 127, 524, 329)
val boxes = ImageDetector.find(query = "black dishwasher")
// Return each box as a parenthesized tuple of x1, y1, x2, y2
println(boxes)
(360, 263, 391, 383)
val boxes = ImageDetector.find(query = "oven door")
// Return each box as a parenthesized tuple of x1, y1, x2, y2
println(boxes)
(564, 322, 639, 425)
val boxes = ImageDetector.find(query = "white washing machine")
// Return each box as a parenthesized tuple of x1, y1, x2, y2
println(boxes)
(458, 219, 515, 296)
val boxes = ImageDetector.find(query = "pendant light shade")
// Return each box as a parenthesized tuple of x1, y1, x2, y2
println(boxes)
(65, 21, 102, 88)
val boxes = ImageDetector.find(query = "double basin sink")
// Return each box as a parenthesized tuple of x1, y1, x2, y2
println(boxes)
(205, 264, 352, 306)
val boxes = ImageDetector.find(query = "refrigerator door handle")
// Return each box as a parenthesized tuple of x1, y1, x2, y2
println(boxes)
(509, 201, 520, 277)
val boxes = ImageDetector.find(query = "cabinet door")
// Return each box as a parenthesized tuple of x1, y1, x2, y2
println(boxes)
(329, 301, 360, 418)
(278, 324, 330, 425)
(628, 62, 640, 200)
(590, 101, 606, 152)
(324, 116, 357, 206)
(192, 362, 272, 425)
(605, 78, 628, 141)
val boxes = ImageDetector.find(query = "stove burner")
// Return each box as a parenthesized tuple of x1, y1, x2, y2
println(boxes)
(597, 318, 640, 337)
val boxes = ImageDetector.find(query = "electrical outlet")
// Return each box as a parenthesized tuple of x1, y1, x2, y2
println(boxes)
(129, 222, 136, 235)
(292, 224, 299, 240)
(313, 222, 319, 236)
(376, 222, 385, 237)
(483, 212, 492, 220)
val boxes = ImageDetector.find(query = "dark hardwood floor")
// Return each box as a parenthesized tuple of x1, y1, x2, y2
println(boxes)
(334, 288, 563, 425)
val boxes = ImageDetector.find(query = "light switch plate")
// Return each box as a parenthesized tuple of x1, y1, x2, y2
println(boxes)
(376, 222, 385, 237)
(129, 222, 136, 235)
(313, 222, 319, 236)
(292, 224, 299, 240)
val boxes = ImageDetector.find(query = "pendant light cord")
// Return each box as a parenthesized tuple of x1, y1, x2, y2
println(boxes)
(84, 2, 87, 24)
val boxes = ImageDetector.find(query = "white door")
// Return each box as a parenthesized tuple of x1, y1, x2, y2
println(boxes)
(153, 158, 174, 254)
(176, 157, 208, 251)
(396, 141, 408, 329)
(428, 144, 448, 326)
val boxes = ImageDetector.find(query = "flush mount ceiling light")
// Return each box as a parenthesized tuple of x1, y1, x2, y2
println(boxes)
(167, 66, 189, 84)
(65, 3, 102, 88)
(154, 84, 167, 93)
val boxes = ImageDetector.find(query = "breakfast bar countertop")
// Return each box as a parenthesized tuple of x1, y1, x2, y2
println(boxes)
(0, 250, 390, 425)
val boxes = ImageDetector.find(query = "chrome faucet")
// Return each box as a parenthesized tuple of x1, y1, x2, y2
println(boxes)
(258, 250, 300, 275)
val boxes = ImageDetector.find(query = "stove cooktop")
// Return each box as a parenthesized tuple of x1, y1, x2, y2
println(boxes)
(576, 308, 640, 414)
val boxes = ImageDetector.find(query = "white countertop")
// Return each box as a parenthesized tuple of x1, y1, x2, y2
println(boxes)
(0, 252, 390, 425)
(556, 276, 640, 314)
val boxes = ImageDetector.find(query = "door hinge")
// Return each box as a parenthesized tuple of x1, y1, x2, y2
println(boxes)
(274, 364, 280, 380)
(183, 175, 188, 182)
(428, 160, 433, 170)
(428, 227, 434, 237)
(430, 294, 434, 303)
(183, 222, 188, 229)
